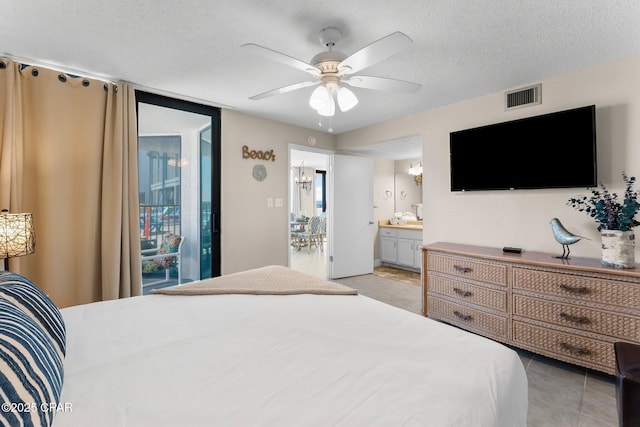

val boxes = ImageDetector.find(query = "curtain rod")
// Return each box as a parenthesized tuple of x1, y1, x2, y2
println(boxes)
(1, 52, 232, 110)
(1, 53, 116, 84)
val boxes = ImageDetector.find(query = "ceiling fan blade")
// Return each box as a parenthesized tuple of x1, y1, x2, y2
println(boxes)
(343, 75, 422, 93)
(338, 32, 413, 75)
(242, 43, 320, 77)
(249, 80, 319, 100)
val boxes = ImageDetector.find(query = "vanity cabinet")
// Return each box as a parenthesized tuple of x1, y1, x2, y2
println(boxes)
(379, 229, 398, 264)
(379, 227, 422, 271)
(423, 242, 640, 374)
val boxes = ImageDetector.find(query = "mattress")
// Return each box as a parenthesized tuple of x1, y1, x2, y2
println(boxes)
(54, 273, 527, 426)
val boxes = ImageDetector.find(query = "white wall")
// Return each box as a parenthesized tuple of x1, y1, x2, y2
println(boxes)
(221, 110, 335, 274)
(338, 55, 640, 261)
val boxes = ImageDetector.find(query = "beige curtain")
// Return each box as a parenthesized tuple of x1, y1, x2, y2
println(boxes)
(0, 59, 141, 307)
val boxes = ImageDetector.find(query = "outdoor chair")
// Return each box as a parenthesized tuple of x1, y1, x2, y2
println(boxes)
(141, 234, 184, 287)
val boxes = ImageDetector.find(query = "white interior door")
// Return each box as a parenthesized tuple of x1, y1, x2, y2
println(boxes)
(328, 154, 374, 279)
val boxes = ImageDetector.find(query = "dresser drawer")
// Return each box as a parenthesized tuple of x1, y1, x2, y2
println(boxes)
(427, 253, 507, 286)
(513, 321, 614, 373)
(428, 295, 507, 340)
(513, 295, 640, 341)
(428, 275, 507, 312)
(513, 267, 640, 309)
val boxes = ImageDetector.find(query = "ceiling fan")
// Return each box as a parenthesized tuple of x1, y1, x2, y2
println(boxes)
(242, 27, 422, 117)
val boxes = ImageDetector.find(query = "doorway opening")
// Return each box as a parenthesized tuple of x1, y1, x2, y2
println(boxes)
(136, 91, 221, 292)
(289, 147, 330, 280)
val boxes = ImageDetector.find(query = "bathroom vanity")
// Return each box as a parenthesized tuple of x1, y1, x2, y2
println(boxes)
(378, 221, 423, 271)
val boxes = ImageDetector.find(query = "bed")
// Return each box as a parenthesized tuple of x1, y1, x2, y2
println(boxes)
(0, 266, 527, 426)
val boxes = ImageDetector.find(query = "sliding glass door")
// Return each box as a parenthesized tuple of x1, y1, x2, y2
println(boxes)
(136, 91, 221, 290)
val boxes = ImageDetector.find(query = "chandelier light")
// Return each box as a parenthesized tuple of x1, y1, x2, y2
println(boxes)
(295, 162, 313, 192)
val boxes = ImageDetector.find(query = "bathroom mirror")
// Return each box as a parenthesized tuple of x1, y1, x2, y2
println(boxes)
(395, 172, 422, 220)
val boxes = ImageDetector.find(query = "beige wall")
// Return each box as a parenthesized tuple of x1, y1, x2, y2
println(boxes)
(220, 110, 336, 274)
(338, 55, 640, 260)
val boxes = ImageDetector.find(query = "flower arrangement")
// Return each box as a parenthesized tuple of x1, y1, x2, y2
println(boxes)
(567, 172, 640, 231)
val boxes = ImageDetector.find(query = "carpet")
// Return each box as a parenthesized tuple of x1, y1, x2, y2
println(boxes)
(373, 266, 421, 286)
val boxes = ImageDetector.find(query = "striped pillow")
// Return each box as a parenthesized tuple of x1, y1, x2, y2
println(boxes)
(0, 298, 64, 427)
(0, 272, 65, 361)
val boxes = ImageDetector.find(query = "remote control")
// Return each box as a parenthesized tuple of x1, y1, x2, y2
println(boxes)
(502, 247, 522, 254)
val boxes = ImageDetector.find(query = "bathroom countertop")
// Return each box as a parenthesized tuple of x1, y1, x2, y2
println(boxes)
(378, 220, 423, 230)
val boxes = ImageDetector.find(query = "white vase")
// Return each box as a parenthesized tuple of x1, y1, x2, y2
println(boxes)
(601, 230, 635, 269)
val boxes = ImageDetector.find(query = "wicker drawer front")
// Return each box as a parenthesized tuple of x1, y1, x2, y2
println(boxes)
(428, 275, 507, 312)
(513, 295, 640, 341)
(428, 296, 507, 339)
(513, 321, 614, 372)
(513, 267, 640, 309)
(427, 253, 507, 286)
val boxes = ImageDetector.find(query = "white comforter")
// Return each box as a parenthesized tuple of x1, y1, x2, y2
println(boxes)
(55, 292, 527, 426)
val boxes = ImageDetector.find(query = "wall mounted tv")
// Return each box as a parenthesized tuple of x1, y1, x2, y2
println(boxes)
(449, 105, 597, 191)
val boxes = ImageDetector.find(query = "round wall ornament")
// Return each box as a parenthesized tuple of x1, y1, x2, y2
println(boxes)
(252, 164, 267, 181)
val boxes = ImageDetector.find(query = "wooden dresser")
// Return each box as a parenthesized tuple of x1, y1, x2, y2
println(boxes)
(423, 242, 640, 374)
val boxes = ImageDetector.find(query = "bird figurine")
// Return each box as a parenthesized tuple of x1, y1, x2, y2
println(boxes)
(550, 218, 589, 259)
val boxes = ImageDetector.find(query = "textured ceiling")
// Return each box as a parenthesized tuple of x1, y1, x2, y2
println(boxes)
(3, 1, 640, 134)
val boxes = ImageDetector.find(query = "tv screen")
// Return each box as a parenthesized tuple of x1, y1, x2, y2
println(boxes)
(449, 105, 597, 191)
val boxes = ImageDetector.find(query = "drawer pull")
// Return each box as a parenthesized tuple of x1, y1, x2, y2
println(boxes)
(453, 265, 472, 273)
(453, 310, 472, 321)
(559, 342, 591, 357)
(453, 288, 472, 297)
(559, 312, 591, 325)
(558, 284, 591, 295)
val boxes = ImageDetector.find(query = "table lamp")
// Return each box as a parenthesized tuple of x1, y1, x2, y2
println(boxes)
(0, 210, 36, 271)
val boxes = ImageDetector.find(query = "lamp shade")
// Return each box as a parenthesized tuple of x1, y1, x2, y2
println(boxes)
(0, 212, 35, 259)
(309, 85, 331, 111)
(337, 86, 358, 112)
(316, 95, 335, 117)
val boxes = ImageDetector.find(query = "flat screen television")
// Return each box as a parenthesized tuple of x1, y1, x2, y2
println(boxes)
(449, 105, 597, 191)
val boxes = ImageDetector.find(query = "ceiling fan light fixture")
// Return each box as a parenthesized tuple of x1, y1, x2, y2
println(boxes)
(317, 95, 335, 117)
(309, 85, 331, 111)
(245, 28, 420, 126)
(337, 86, 358, 112)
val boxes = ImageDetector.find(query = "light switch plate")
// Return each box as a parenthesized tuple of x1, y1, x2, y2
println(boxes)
(275, 198, 283, 207)
(267, 197, 274, 208)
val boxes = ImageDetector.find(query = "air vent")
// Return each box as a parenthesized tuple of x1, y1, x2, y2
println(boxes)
(505, 84, 541, 110)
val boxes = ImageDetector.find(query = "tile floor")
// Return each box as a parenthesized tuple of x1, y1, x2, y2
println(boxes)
(289, 242, 328, 280)
(290, 246, 619, 427)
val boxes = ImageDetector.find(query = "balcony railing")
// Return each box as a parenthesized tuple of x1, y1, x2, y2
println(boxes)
(140, 204, 181, 249)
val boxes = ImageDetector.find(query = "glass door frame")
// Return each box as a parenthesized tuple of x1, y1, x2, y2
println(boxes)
(135, 90, 221, 279)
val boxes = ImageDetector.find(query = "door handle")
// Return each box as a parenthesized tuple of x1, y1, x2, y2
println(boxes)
(212, 213, 219, 233)
(369, 221, 374, 224)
